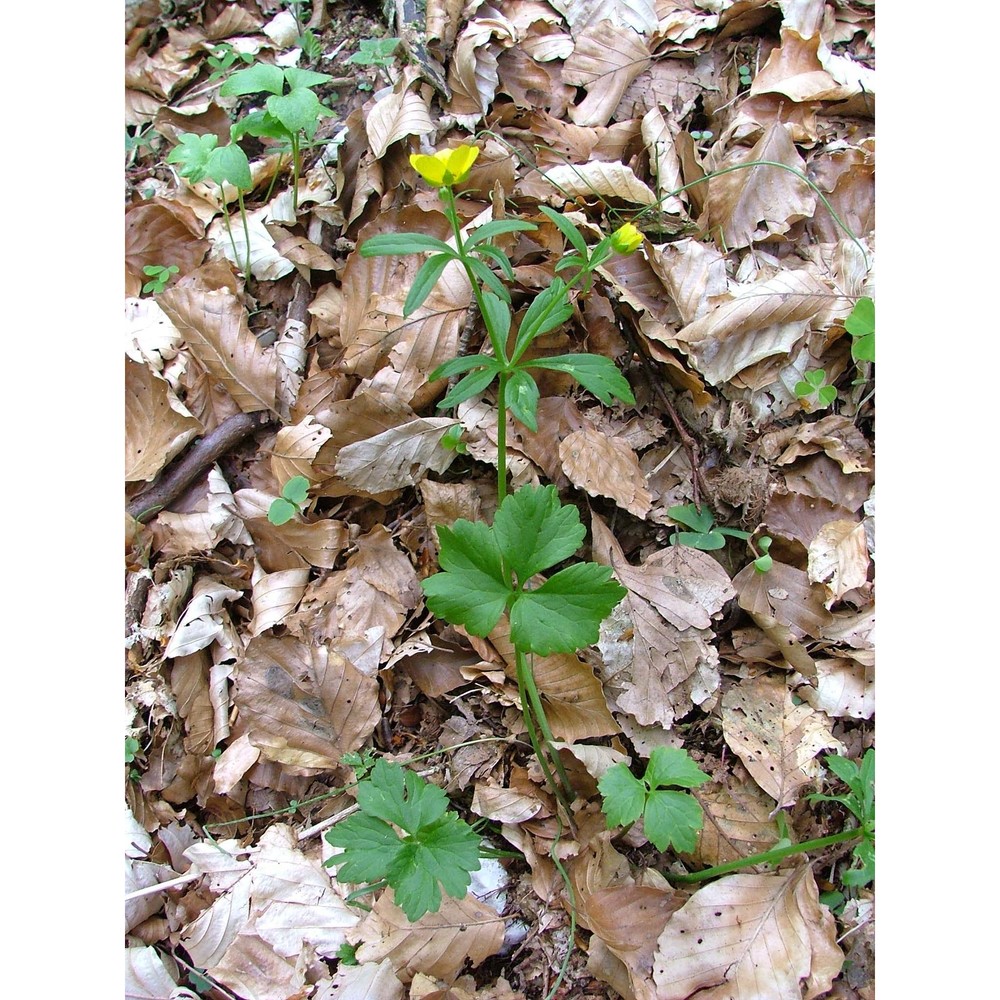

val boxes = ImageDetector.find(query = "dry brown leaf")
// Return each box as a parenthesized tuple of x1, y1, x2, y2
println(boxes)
(125, 357, 201, 481)
(270, 416, 332, 488)
(125, 296, 184, 371)
(798, 657, 874, 720)
(559, 426, 652, 518)
(645, 239, 727, 327)
(641, 107, 686, 214)
(652, 866, 843, 1000)
(556, 0, 657, 36)
(562, 21, 651, 127)
(209, 933, 303, 1000)
(673, 269, 830, 386)
(445, 9, 518, 119)
(702, 124, 816, 250)
(472, 779, 544, 824)
(759, 414, 873, 473)
(125, 199, 208, 288)
(151, 466, 251, 557)
(248, 564, 310, 636)
(234, 634, 380, 771)
(164, 576, 243, 659)
(158, 267, 279, 414)
(807, 518, 871, 606)
(314, 958, 404, 1000)
(354, 891, 505, 984)
(497, 45, 575, 117)
(722, 675, 843, 809)
(751, 27, 855, 104)
(334, 417, 460, 494)
(541, 161, 658, 205)
(125, 945, 181, 1000)
(366, 85, 434, 159)
(125, 41, 199, 100)
(170, 652, 215, 755)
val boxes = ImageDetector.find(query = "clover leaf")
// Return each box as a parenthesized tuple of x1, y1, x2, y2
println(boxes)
(421, 484, 626, 657)
(324, 760, 481, 921)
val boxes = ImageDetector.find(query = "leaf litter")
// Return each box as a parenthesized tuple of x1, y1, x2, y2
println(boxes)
(125, 1, 874, 998)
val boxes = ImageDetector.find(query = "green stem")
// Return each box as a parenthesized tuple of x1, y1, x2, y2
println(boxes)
(237, 190, 252, 279)
(495, 370, 509, 500)
(291, 133, 300, 214)
(668, 827, 865, 884)
(219, 185, 240, 275)
(514, 658, 560, 802)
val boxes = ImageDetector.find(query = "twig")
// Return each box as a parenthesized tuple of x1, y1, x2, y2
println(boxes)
(125, 869, 203, 902)
(126, 411, 276, 522)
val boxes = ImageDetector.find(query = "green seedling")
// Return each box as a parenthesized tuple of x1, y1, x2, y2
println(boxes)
(440, 424, 467, 454)
(205, 42, 254, 83)
(738, 64, 753, 87)
(141, 264, 178, 294)
(125, 737, 141, 764)
(690, 129, 714, 143)
(345, 37, 401, 70)
(846, 296, 874, 364)
(324, 759, 481, 921)
(297, 29, 323, 63)
(671, 749, 875, 886)
(599, 747, 710, 853)
(267, 475, 310, 525)
(221, 63, 335, 213)
(335, 943, 359, 966)
(795, 368, 838, 407)
(667, 503, 751, 551)
(752, 534, 773, 573)
(340, 748, 378, 780)
(167, 131, 254, 276)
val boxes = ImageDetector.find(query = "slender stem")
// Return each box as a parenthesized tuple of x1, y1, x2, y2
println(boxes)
(668, 827, 865, 884)
(514, 658, 559, 799)
(291, 133, 300, 214)
(495, 370, 509, 500)
(237, 190, 252, 278)
(219, 183, 240, 273)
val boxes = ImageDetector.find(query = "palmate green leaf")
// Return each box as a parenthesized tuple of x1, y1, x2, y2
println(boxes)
(429, 353, 497, 383)
(506, 368, 540, 431)
(645, 746, 710, 791)
(598, 764, 646, 828)
(360, 233, 456, 257)
(523, 353, 635, 406)
(643, 789, 704, 853)
(231, 110, 291, 142)
(491, 484, 583, 583)
(670, 530, 726, 550)
(357, 759, 448, 832)
(167, 132, 218, 182)
(324, 812, 401, 884)
(219, 62, 285, 97)
(510, 562, 626, 655)
(422, 520, 510, 636)
(844, 297, 874, 339)
(283, 66, 333, 90)
(666, 503, 714, 533)
(404, 253, 453, 315)
(267, 87, 331, 138)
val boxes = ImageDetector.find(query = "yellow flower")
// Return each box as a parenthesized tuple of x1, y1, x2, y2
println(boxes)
(409, 145, 480, 186)
(610, 222, 643, 255)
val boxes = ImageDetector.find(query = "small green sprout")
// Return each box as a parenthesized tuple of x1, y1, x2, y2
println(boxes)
(141, 264, 178, 294)
(345, 37, 401, 69)
(297, 29, 323, 63)
(738, 64, 753, 87)
(667, 504, 751, 551)
(267, 475, 310, 525)
(125, 737, 141, 764)
(690, 129, 714, 143)
(440, 424, 467, 454)
(335, 942, 359, 966)
(845, 296, 874, 364)
(599, 747, 710, 853)
(205, 42, 254, 83)
(752, 535, 773, 573)
(795, 368, 838, 407)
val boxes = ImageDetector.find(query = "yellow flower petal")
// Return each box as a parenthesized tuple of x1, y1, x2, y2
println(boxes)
(410, 152, 448, 186)
(443, 144, 479, 183)
(409, 145, 480, 186)
(610, 222, 643, 254)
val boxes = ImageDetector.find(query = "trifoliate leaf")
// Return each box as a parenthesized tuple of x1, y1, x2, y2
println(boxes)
(643, 789, 704, 853)
(598, 763, 646, 828)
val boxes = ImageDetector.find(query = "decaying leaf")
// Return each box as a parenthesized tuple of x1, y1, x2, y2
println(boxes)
(652, 866, 843, 999)
(807, 518, 871, 606)
(560, 426, 652, 518)
(541, 160, 658, 205)
(722, 675, 843, 809)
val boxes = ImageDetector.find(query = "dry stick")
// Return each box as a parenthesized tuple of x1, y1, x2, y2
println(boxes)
(126, 411, 276, 522)
(606, 287, 710, 509)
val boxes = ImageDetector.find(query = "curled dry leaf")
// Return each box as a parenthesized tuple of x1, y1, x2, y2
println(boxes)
(270, 416, 332, 488)
(158, 267, 279, 414)
(559, 426, 652, 518)
(314, 958, 404, 1000)
(472, 779, 544, 824)
(641, 107, 686, 214)
(248, 564, 311, 636)
(562, 21, 651, 127)
(366, 84, 434, 159)
(125, 199, 208, 288)
(445, 8, 517, 119)
(798, 656, 874, 720)
(750, 27, 856, 104)
(354, 890, 505, 984)
(652, 866, 843, 1000)
(722, 675, 843, 809)
(233, 634, 380, 771)
(125, 357, 201, 482)
(164, 575, 243, 659)
(759, 414, 873, 473)
(541, 160, 658, 206)
(124, 944, 182, 1000)
(807, 518, 871, 606)
(645, 239, 727, 327)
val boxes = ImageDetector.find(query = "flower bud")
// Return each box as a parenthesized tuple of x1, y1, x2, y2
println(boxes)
(610, 222, 643, 254)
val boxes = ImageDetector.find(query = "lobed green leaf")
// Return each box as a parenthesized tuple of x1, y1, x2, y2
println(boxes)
(643, 789, 704, 854)
(598, 764, 646, 828)
(644, 747, 710, 790)
(492, 484, 584, 584)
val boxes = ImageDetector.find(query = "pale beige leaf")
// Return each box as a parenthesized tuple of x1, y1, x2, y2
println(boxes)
(689, 768, 782, 869)
(125, 357, 201, 481)
(702, 123, 816, 250)
(554, 0, 657, 35)
(153, 466, 252, 557)
(125, 296, 184, 371)
(733, 560, 834, 639)
(181, 875, 253, 968)
(366, 87, 433, 158)
(213, 732, 261, 795)
(126, 857, 178, 932)
(550, 741, 628, 781)
(234, 634, 380, 770)
(248, 565, 310, 636)
(751, 27, 854, 103)
(445, 10, 517, 118)
(673, 269, 830, 385)
(722, 675, 843, 809)
(313, 959, 403, 1000)
(164, 576, 243, 659)
(335, 417, 459, 493)
(541, 160, 657, 205)
(125, 945, 182, 1000)
(560, 426, 652, 518)
(210, 932, 303, 1000)
(640, 107, 686, 214)
(799, 657, 874, 720)
(170, 652, 215, 754)
(159, 269, 279, 414)
(472, 779, 544, 824)
(207, 206, 296, 282)
(645, 239, 727, 326)
(758, 413, 873, 473)
(652, 866, 843, 1000)
(562, 21, 651, 126)
(355, 891, 505, 984)
(270, 416, 332, 487)
(807, 518, 870, 606)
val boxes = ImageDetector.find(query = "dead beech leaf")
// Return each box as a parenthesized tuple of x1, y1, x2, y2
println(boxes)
(366, 86, 433, 158)
(170, 651, 215, 755)
(248, 565, 310, 636)
(560, 426, 652, 518)
(645, 239, 727, 326)
(445, 9, 517, 119)
(270, 416, 333, 488)
(208, 206, 296, 282)
(125, 297, 184, 371)
(652, 866, 843, 1000)
(234, 634, 380, 770)
(641, 107, 686, 214)
(541, 160, 658, 205)
(125, 357, 200, 481)
(125, 199, 208, 287)
(314, 959, 404, 1000)
(164, 576, 243, 659)
(751, 27, 854, 104)
(759, 414, 873, 473)
(673, 269, 830, 386)
(335, 417, 460, 494)
(158, 269, 279, 414)
(354, 890, 505, 984)
(125, 944, 181, 1000)
(209, 933, 302, 1000)
(702, 124, 816, 251)
(472, 779, 544, 824)
(562, 21, 651, 127)
(798, 657, 874, 720)
(807, 518, 870, 605)
(722, 675, 843, 809)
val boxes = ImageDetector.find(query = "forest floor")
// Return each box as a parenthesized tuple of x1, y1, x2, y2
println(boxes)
(125, 2, 875, 998)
